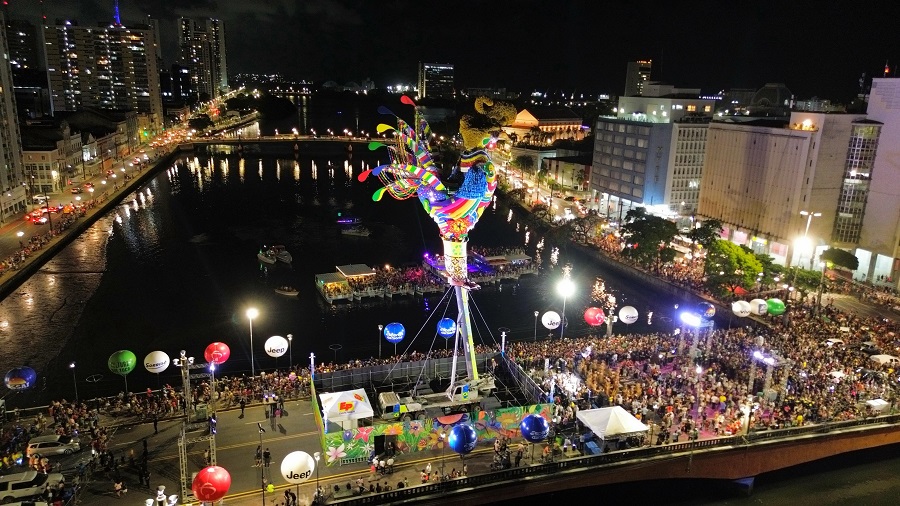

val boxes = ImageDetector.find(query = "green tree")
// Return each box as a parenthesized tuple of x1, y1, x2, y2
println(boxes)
(688, 219, 723, 251)
(820, 248, 860, 271)
(531, 203, 551, 223)
(568, 213, 603, 244)
(703, 240, 764, 297)
(621, 209, 678, 271)
(512, 154, 535, 183)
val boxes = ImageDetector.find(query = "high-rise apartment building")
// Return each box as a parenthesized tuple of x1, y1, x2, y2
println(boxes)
(417, 62, 454, 100)
(0, 13, 28, 220)
(624, 60, 652, 97)
(5, 18, 40, 72)
(43, 20, 162, 128)
(179, 18, 228, 100)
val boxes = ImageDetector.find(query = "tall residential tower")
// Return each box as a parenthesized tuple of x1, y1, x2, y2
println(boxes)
(178, 18, 228, 100)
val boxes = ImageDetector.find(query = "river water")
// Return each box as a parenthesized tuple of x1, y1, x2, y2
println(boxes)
(0, 146, 897, 502)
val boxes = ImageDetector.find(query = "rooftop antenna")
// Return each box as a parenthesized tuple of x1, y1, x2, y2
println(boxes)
(113, 0, 121, 25)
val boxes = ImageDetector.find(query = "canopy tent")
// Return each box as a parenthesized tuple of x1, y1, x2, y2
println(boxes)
(319, 388, 374, 429)
(576, 406, 649, 440)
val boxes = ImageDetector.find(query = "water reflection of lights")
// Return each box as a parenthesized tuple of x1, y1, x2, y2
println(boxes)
(515, 223, 520, 232)
(524, 231, 530, 245)
(536, 238, 545, 251)
(293, 160, 300, 180)
(550, 247, 559, 266)
(507, 210, 513, 222)
(276, 159, 282, 181)
(311, 161, 317, 180)
(258, 159, 263, 178)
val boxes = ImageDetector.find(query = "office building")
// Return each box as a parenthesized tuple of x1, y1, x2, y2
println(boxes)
(417, 62, 454, 100)
(590, 86, 716, 218)
(179, 18, 228, 99)
(697, 113, 867, 269)
(0, 12, 27, 220)
(624, 60, 652, 97)
(43, 20, 162, 128)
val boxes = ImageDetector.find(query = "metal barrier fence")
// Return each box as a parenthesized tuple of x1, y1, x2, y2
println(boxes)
(313, 354, 498, 392)
(330, 411, 900, 505)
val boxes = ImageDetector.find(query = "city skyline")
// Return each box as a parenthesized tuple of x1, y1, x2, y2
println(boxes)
(5, 1, 900, 99)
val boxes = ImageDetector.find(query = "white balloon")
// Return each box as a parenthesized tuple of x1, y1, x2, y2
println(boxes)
(749, 298, 768, 316)
(143, 351, 170, 374)
(618, 306, 639, 324)
(280, 451, 315, 484)
(265, 335, 289, 358)
(541, 311, 561, 330)
(732, 300, 752, 318)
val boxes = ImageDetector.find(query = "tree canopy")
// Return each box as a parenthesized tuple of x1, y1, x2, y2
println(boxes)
(821, 248, 860, 271)
(621, 208, 678, 270)
(688, 219, 723, 251)
(703, 239, 764, 297)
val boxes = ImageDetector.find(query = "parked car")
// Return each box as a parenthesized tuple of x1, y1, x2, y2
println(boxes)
(25, 435, 80, 457)
(31, 194, 48, 204)
(0, 471, 64, 503)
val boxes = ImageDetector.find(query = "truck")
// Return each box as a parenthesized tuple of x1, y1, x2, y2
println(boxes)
(377, 376, 495, 421)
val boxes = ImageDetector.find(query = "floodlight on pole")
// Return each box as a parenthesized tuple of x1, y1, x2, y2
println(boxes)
(247, 307, 259, 376)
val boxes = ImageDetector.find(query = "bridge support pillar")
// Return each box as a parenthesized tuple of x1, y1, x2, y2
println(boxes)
(732, 476, 755, 496)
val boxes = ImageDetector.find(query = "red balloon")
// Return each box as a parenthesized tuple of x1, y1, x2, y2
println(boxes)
(204, 342, 231, 365)
(192, 466, 231, 502)
(583, 307, 605, 326)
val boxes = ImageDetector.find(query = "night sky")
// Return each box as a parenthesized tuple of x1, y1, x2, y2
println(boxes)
(9, 0, 900, 100)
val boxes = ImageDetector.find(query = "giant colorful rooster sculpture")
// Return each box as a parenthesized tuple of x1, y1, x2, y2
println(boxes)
(359, 95, 516, 381)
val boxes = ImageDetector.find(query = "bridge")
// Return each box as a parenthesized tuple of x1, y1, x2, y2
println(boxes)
(180, 135, 372, 156)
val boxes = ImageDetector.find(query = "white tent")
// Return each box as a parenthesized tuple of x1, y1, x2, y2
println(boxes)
(576, 406, 649, 440)
(866, 398, 890, 413)
(319, 389, 374, 429)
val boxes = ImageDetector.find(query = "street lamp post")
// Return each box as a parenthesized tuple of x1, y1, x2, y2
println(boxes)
(257, 423, 265, 506)
(439, 433, 446, 477)
(69, 362, 78, 402)
(287, 334, 293, 371)
(247, 308, 259, 376)
(533, 311, 539, 342)
(557, 274, 575, 340)
(313, 452, 321, 501)
(378, 324, 383, 359)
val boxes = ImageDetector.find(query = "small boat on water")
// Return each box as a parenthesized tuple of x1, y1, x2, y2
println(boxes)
(258, 248, 277, 265)
(272, 245, 292, 263)
(341, 225, 371, 237)
(275, 286, 299, 296)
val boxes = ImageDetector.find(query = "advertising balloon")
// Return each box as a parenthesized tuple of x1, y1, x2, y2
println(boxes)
(143, 351, 170, 374)
(280, 451, 315, 484)
(766, 298, 786, 316)
(583, 307, 605, 326)
(383, 322, 406, 344)
(191, 466, 231, 503)
(697, 302, 716, 320)
(618, 306, 639, 325)
(264, 336, 289, 358)
(4, 366, 37, 391)
(519, 414, 550, 443)
(541, 311, 561, 330)
(731, 301, 752, 318)
(749, 299, 768, 316)
(448, 424, 478, 455)
(108, 350, 137, 376)
(437, 318, 457, 339)
(204, 342, 231, 365)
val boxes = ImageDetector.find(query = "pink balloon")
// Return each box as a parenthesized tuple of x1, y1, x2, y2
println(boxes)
(204, 342, 231, 365)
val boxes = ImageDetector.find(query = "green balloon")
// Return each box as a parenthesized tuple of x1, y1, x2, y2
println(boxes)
(108, 350, 137, 376)
(765, 298, 786, 316)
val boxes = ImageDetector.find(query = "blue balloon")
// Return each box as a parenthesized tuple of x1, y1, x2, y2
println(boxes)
(448, 424, 478, 455)
(5, 366, 37, 391)
(698, 302, 716, 320)
(519, 414, 550, 443)
(437, 318, 457, 339)
(383, 322, 406, 344)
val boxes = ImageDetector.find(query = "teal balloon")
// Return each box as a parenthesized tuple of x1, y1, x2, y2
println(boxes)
(108, 350, 137, 376)
(765, 298, 786, 316)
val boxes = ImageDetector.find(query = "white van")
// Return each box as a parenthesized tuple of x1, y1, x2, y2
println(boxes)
(0, 471, 64, 503)
(31, 194, 49, 204)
